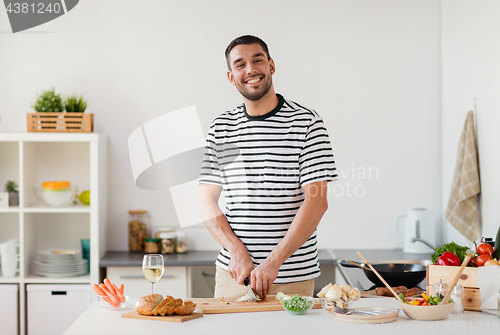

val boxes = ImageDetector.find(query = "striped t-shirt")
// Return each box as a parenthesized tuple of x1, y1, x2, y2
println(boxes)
(199, 94, 337, 283)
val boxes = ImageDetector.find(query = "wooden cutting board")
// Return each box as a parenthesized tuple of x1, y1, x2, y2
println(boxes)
(189, 295, 322, 314)
(121, 311, 203, 323)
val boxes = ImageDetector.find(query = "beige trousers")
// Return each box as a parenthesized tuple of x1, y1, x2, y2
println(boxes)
(214, 266, 315, 298)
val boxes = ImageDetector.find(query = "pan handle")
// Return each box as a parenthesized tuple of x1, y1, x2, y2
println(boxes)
(339, 260, 365, 268)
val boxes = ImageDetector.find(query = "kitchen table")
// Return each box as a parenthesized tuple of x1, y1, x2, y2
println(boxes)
(63, 296, 499, 335)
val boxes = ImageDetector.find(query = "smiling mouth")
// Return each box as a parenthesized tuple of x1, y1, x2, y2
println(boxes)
(245, 76, 263, 85)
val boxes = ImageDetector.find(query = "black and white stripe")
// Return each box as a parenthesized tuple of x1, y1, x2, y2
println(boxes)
(199, 94, 337, 283)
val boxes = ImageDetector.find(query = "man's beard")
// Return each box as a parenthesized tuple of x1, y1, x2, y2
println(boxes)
(236, 75, 273, 101)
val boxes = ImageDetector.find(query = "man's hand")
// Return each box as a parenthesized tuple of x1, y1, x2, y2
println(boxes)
(250, 258, 280, 300)
(228, 250, 255, 285)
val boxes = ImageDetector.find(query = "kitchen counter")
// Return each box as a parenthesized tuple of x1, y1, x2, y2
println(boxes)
(331, 249, 432, 291)
(63, 296, 500, 335)
(99, 249, 336, 267)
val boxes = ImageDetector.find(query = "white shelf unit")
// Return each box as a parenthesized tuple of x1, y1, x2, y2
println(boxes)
(0, 133, 107, 335)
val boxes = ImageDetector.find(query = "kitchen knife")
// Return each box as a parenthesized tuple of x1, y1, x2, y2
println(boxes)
(244, 277, 257, 301)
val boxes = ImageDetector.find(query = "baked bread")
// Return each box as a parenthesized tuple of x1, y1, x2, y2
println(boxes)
(174, 301, 196, 315)
(135, 294, 196, 316)
(135, 294, 163, 316)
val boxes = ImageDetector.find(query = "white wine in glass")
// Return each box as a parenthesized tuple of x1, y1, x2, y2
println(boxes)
(142, 254, 164, 294)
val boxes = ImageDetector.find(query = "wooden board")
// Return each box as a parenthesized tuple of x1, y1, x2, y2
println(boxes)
(121, 311, 203, 322)
(426, 264, 479, 288)
(189, 295, 322, 314)
(333, 307, 399, 324)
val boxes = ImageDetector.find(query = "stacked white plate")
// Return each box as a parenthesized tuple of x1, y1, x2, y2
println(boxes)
(34, 249, 89, 277)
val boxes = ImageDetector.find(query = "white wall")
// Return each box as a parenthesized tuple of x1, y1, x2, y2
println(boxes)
(0, 0, 442, 251)
(441, 0, 500, 246)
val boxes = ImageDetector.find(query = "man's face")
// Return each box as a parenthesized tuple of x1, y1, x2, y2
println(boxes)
(227, 43, 275, 101)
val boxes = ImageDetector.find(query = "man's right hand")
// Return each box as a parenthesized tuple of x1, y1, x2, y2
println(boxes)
(227, 250, 254, 285)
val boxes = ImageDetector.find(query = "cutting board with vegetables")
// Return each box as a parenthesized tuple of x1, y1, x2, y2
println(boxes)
(121, 311, 203, 322)
(189, 295, 322, 314)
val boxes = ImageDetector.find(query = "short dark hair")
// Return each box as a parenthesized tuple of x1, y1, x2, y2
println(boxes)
(225, 35, 271, 70)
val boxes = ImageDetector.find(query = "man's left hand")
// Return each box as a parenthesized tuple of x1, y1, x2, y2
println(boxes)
(250, 259, 280, 299)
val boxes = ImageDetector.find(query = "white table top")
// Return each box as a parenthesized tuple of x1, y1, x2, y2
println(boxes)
(64, 297, 500, 335)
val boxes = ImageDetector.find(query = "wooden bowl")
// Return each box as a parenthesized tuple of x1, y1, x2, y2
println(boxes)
(399, 301, 455, 321)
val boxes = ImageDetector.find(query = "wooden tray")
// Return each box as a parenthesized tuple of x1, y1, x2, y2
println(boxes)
(333, 307, 399, 324)
(27, 112, 93, 132)
(121, 311, 203, 323)
(189, 295, 322, 314)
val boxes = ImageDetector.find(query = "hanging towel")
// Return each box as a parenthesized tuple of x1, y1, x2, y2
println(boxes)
(445, 110, 481, 242)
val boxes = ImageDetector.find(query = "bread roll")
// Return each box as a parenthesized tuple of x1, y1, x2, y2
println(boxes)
(135, 294, 163, 316)
(340, 284, 352, 295)
(317, 283, 333, 298)
(325, 284, 342, 301)
(348, 287, 361, 301)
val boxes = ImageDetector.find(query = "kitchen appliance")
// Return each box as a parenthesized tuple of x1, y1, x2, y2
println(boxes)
(339, 260, 427, 288)
(394, 208, 436, 254)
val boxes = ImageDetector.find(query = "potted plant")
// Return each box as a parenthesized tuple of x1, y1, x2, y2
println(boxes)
(32, 88, 63, 113)
(64, 94, 88, 113)
(4, 180, 19, 206)
(27, 89, 93, 133)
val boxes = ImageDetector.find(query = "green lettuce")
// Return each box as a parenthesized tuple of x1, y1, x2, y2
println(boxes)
(431, 242, 470, 264)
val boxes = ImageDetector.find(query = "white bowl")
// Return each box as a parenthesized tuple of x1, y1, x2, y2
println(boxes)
(399, 301, 455, 320)
(34, 186, 78, 207)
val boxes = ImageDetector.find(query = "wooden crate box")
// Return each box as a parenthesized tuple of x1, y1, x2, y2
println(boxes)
(27, 113, 93, 133)
(426, 264, 481, 311)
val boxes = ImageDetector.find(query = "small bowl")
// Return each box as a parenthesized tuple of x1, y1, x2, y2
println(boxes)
(33, 186, 78, 207)
(319, 298, 352, 314)
(96, 293, 130, 310)
(399, 301, 455, 320)
(280, 295, 315, 315)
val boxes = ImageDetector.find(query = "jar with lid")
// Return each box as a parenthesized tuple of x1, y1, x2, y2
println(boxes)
(433, 279, 449, 298)
(144, 238, 161, 253)
(154, 227, 175, 239)
(159, 232, 177, 254)
(128, 210, 148, 252)
(176, 232, 188, 253)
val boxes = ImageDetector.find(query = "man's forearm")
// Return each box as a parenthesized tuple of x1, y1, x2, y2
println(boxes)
(201, 210, 248, 256)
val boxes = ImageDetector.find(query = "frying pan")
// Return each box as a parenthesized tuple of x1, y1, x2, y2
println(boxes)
(339, 260, 427, 288)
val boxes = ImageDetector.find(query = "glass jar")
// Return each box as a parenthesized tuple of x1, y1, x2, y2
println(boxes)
(159, 232, 177, 254)
(176, 232, 188, 253)
(128, 210, 148, 252)
(433, 279, 449, 299)
(144, 238, 161, 253)
(450, 284, 463, 314)
(154, 227, 175, 239)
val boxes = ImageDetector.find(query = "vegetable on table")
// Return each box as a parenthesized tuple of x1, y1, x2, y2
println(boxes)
(477, 238, 494, 256)
(398, 293, 453, 306)
(93, 278, 125, 307)
(281, 294, 313, 313)
(475, 254, 491, 267)
(431, 242, 470, 265)
(437, 251, 460, 266)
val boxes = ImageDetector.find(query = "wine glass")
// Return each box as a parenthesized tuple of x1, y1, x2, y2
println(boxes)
(142, 254, 164, 294)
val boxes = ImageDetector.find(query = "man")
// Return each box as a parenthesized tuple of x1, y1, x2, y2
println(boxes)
(198, 35, 337, 299)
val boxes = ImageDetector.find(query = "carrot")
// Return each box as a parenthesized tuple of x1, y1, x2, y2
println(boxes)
(100, 283, 120, 307)
(104, 278, 118, 295)
(93, 284, 106, 296)
(119, 284, 124, 295)
(103, 296, 114, 306)
(112, 283, 125, 302)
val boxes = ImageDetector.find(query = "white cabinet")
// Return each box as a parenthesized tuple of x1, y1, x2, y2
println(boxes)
(107, 266, 187, 298)
(0, 284, 19, 335)
(0, 133, 107, 335)
(27, 284, 91, 335)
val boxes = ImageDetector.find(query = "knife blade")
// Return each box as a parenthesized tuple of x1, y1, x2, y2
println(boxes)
(244, 277, 257, 301)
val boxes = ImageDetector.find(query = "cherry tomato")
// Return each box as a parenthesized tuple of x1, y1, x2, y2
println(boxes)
(476, 253, 491, 267)
(477, 243, 494, 256)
